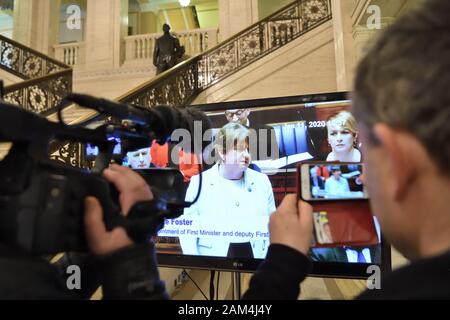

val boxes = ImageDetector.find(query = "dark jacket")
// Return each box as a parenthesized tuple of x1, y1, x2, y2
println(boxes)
(153, 33, 184, 70)
(243, 244, 450, 300)
(0, 242, 169, 300)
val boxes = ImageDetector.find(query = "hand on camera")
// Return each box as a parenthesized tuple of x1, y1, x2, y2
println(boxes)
(269, 194, 313, 256)
(84, 164, 154, 256)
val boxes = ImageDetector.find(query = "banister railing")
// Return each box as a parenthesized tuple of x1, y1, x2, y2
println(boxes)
(0, 34, 68, 80)
(54, 42, 86, 66)
(120, 0, 331, 107)
(1, 34, 72, 115)
(176, 28, 219, 56)
(118, 58, 200, 106)
(198, 0, 332, 89)
(50, 0, 332, 167)
(124, 27, 219, 63)
(3, 69, 72, 116)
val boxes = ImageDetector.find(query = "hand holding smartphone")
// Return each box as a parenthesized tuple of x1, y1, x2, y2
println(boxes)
(300, 162, 369, 201)
(298, 162, 378, 248)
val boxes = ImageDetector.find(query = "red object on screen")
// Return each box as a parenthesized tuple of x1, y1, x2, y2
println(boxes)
(150, 140, 169, 168)
(310, 202, 379, 247)
(178, 148, 201, 182)
(150, 139, 201, 182)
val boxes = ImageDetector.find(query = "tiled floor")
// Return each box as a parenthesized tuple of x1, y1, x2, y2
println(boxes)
(54, 244, 409, 300)
(172, 248, 409, 300)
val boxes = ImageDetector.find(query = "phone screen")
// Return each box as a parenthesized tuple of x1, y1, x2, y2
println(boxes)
(301, 163, 368, 201)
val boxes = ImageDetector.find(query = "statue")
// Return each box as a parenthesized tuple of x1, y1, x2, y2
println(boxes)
(153, 24, 185, 75)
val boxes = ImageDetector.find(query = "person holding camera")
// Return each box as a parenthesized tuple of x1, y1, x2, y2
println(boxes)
(243, 0, 450, 300)
(0, 164, 169, 299)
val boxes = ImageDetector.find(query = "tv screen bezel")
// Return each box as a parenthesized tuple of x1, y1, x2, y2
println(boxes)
(156, 91, 392, 279)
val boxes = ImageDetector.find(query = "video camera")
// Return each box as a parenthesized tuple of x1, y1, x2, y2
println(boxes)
(0, 91, 209, 255)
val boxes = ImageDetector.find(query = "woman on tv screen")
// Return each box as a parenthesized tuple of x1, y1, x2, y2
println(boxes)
(179, 123, 276, 259)
(326, 111, 361, 162)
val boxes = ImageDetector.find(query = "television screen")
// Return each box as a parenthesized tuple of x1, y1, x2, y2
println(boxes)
(117, 92, 390, 278)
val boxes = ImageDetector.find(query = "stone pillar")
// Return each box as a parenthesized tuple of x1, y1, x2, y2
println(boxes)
(12, 0, 60, 55)
(218, 0, 259, 41)
(84, 0, 128, 70)
(12, 0, 34, 47)
(331, 0, 357, 91)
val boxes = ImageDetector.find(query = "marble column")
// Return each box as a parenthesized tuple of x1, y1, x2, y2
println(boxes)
(12, 0, 60, 55)
(331, 0, 357, 91)
(218, 0, 259, 41)
(84, 0, 128, 70)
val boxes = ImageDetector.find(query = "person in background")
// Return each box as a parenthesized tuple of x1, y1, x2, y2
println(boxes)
(0, 165, 169, 299)
(225, 108, 279, 161)
(324, 166, 350, 198)
(243, 0, 450, 299)
(127, 147, 151, 169)
(310, 165, 325, 197)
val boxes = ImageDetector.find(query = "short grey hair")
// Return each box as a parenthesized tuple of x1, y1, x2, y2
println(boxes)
(214, 122, 249, 156)
(353, 0, 450, 175)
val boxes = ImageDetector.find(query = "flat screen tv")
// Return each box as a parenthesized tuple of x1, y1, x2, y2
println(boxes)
(122, 92, 392, 278)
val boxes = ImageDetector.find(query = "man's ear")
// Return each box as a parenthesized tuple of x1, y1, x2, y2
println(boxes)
(373, 124, 416, 201)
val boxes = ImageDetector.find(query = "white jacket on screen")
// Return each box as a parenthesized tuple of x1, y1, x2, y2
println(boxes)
(179, 164, 276, 258)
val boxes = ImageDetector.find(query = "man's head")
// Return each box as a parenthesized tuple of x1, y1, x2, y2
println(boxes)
(353, 0, 450, 259)
(162, 23, 170, 33)
(225, 109, 250, 125)
(128, 147, 151, 169)
(330, 166, 341, 180)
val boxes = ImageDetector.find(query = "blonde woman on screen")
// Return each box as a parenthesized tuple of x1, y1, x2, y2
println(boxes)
(326, 111, 361, 162)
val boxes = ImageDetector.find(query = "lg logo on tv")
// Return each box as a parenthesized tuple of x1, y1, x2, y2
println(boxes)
(366, 265, 381, 290)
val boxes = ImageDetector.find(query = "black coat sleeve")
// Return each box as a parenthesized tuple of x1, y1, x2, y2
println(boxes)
(242, 244, 312, 300)
(95, 242, 169, 300)
(153, 40, 160, 66)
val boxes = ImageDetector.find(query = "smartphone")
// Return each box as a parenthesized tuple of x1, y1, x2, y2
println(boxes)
(299, 162, 369, 201)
